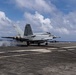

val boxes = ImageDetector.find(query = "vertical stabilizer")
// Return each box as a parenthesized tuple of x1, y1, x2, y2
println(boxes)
(24, 24, 33, 36)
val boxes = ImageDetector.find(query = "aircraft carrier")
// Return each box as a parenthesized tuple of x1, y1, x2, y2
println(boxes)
(0, 42, 76, 75)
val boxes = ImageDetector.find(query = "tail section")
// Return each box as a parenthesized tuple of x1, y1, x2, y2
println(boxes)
(24, 24, 33, 36)
(13, 25, 24, 37)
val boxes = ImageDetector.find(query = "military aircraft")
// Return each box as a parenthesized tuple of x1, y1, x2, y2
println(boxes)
(2, 24, 60, 46)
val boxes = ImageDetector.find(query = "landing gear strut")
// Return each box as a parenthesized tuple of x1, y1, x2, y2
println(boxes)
(27, 41, 30, 46)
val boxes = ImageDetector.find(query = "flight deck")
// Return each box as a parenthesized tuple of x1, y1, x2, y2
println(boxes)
(0, 42, 76, 75)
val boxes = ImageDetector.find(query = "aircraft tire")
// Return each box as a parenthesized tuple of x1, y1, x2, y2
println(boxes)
(45, 43, 48, 45)
(38, 43, 40, 46)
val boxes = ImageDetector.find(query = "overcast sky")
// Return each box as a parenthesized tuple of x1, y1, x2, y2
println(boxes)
(0, 0, 76, 41)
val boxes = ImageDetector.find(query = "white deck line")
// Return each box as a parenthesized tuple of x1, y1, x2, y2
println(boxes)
(11, 49, 51, 53)
(0, 49, 51, 54)
(47, 48, 57, 50)
(62, 46, 76, 48)
(58, 50, 66, 52)
(0, 49, 52, 59)
(0, 53, 40, 59)
(68, 49, 75, 51)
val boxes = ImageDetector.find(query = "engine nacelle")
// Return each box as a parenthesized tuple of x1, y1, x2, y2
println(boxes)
(13, 36, 23, 42)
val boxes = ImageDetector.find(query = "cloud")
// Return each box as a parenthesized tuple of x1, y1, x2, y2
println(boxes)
(0, 11, 11, 29)
(14, 0, 58, 15)
(0, 11, 16, 36)
(24, 12, 53, 32)
(13, 0, 72, 35)
(24, 11, 70, 35)
(55, 27, 69, 34)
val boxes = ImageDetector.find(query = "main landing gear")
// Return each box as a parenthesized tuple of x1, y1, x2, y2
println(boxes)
(27, 41, 30, 46)
(45, 42, 48, 45)
(38, 43, 40, 46)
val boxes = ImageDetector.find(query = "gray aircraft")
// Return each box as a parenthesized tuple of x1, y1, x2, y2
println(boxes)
(2, 24, 60, 45)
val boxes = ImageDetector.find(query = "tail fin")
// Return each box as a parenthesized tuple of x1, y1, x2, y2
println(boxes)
(24, 24, 33, 36)
(13, 25, 24, 37)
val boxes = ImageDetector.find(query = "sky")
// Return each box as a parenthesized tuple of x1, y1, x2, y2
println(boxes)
(0, 0, 76, 41)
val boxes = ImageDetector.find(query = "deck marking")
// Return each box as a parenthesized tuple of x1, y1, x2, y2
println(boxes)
(0, 46, 76, 59)
(68, 49, 75, 51)
(0, 49, 51, 54)
(58, 50, 66, 52)
(62, 46, 76, 48)
(0, 53, 40, 59)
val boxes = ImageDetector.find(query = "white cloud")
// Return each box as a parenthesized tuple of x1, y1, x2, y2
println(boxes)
(14, 0, 75, 35)
(24, 12, 53, 32)
(24, 11, 71, 35)
(14, 0, 57, 14)
(0, 11, 16, 36)
(55, 27, 69, 34)
(0, 11, 11, 29)
(64, 12, 76, 28)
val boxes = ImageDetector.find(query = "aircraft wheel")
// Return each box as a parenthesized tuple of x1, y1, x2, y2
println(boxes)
(45, 42, 48, 45)
(27, 41, 30, 46)
(38, 43, 40, 46)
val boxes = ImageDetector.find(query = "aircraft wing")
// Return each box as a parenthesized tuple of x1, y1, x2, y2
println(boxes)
(2, 37, 14, 39)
